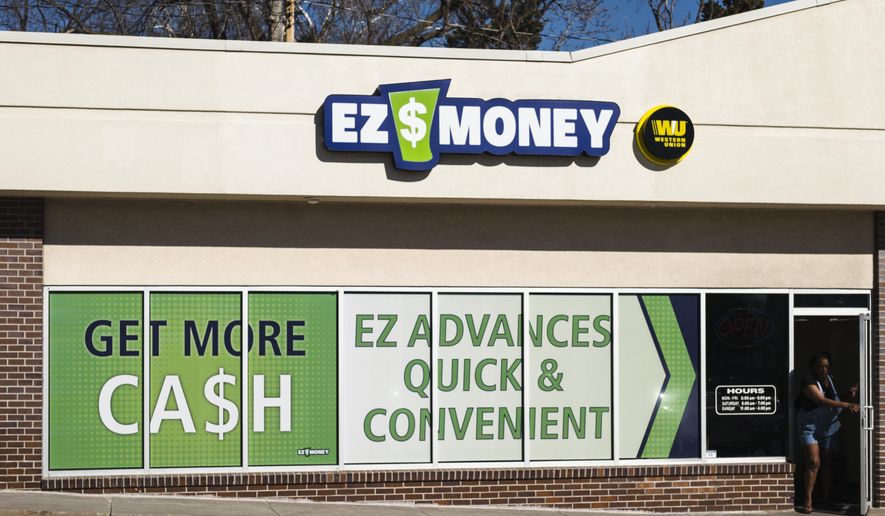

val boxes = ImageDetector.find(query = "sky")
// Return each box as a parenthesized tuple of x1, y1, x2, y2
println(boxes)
(539, 0, 799, 51)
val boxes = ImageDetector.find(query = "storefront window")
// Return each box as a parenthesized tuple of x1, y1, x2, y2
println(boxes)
(249, 292, 338, 466)
(528, 294, 612, 461)
(342, 293, 430, 465)
(48, 291, 145, 470)
(793, 294, 869, 308)
(619, 294, 700, 459)
(705, 293, 788, 458)
(435, 293, 524, 462)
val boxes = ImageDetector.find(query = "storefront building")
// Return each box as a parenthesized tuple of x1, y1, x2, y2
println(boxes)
(0, 0, 883, 511)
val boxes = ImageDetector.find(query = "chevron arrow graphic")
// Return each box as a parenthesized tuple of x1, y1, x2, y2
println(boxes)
(640, 296, 697, 458)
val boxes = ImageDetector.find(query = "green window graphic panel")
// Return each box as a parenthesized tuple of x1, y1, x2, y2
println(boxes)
(618, 295, 700, 459)
(149, 293, 242, 468)
(248, 292, 338, 466)
(49, 292, 143, 470)
(527, 294, 613, 461)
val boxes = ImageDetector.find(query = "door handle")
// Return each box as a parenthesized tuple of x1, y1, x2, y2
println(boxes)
(864, 406, 874, 430)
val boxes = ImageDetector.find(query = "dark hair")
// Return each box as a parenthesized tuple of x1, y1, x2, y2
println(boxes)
(809, 352, 833, 368)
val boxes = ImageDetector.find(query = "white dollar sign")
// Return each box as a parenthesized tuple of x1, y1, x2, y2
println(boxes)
(204, 367, 238, 441)
(398, 97, 427, 148)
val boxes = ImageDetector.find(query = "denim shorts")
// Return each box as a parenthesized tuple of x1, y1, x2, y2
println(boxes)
(798, 408, 841, 449)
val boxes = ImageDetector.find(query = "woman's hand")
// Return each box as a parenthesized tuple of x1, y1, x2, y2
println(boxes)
(849, 383, 859, 399)
(843, 402, 861, 413)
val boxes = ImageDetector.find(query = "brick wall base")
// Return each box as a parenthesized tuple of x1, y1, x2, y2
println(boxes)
(0, 198, 43, 490)
(42, 464, 794, 512)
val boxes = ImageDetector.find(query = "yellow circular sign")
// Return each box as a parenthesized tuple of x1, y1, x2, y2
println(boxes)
(635, 105, 694, 166)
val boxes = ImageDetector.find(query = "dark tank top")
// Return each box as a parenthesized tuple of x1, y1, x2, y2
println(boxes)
(796, 373, 836, 412)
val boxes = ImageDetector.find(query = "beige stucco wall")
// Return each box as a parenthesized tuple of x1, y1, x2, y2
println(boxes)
(0, 0, 883, 208)
(6, 1, 880, 288)
(44, 199, 873, 288)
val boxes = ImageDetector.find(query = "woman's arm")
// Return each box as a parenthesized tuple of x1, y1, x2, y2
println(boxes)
(803, 384, 860, 412)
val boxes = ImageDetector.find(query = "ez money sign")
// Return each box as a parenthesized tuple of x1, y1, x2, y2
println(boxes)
(323, 79, 620, 171)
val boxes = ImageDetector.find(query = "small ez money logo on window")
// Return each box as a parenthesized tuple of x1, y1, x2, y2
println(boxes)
(298, 447, 330, 457)
(323, 79, 620, 171)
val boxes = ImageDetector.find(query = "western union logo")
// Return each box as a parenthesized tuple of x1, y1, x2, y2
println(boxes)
(652, 121, 687, 148)
(635, 105, 694, 166)
(651, 120, 687, 137)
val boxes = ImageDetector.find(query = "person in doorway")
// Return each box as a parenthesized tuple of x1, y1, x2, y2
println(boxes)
(796, 352, 860, 514)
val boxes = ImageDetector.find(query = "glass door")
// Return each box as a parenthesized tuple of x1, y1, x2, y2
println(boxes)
(792, 308, 870, 514)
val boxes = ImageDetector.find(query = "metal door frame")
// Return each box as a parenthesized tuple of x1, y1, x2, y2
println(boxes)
(859, 313, 873, 515)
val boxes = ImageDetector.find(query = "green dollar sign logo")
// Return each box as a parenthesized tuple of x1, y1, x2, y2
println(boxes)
(398, 97, 427, 148)
(388, 88, 440, 165)
(204, 367, 238, 440)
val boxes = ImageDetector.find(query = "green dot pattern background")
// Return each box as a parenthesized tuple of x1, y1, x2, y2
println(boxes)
(248, 293, 337, 466)
(49, 292, 143, 470)
(640, 295, 696, 459)
(150, 293, 242, 468)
